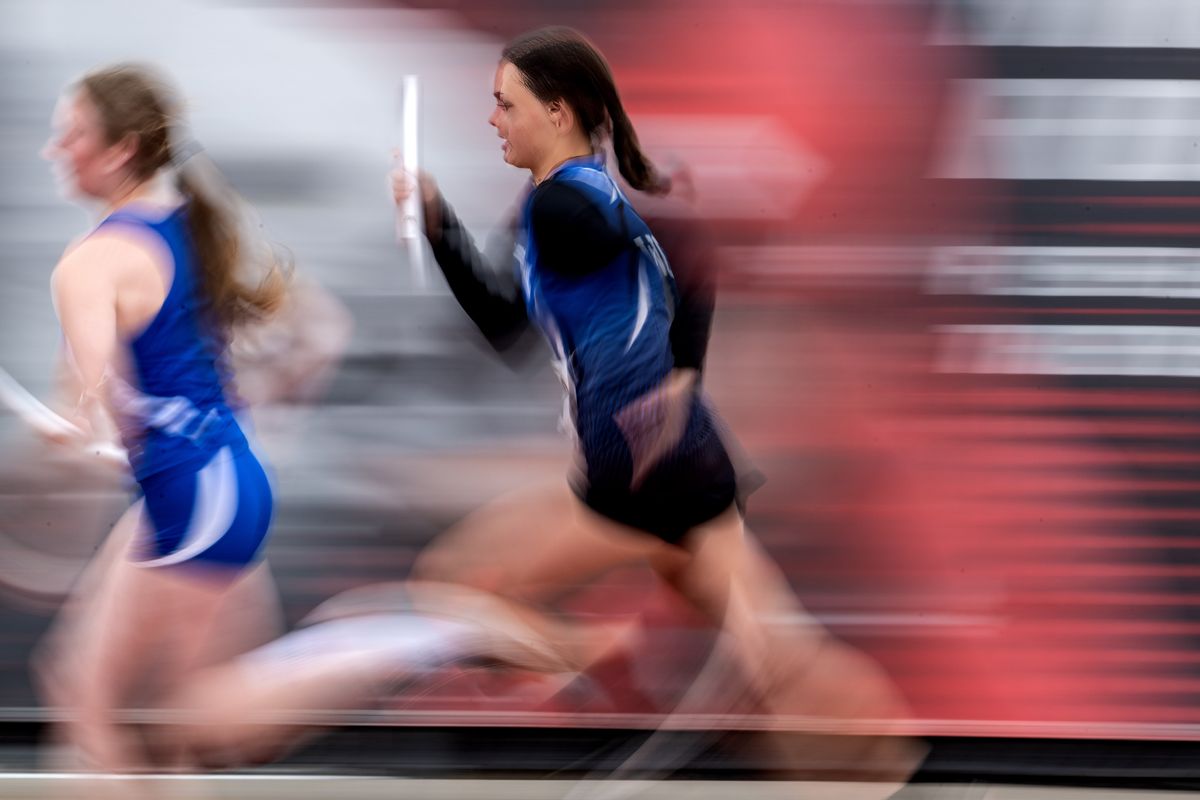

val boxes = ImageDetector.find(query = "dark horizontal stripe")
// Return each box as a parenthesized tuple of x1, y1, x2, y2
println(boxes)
(937, 179, 1200, 200)
(995, 225, 1200, 248)
(1041, 197, 1200, 208)
(943, 311, 1200, 327)
(1008, 223, 1200, 235)
(942, 297, 1200, 314)
(951, 45, 1200, 81)
(1008, 206, 1200, 227)
(963, 373, 1200, 391)
(1007, 201, 1200, 230)
(930, 179, 1200, 241)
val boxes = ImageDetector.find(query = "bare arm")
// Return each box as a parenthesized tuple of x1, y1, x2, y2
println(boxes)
(49, 232, 155, 439)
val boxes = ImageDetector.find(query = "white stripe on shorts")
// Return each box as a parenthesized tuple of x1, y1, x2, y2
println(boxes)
(137, 446, 237, 568)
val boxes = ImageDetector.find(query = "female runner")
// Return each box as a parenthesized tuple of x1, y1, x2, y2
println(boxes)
(36, 62, 286, 780)
(396, 26, 921, 786)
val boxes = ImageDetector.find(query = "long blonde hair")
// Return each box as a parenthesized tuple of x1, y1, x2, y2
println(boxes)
(78, 63, 288, 334)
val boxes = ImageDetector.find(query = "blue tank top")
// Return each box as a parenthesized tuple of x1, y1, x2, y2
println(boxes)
(94, 205, 245, 481)
(517, 157, 712, 480)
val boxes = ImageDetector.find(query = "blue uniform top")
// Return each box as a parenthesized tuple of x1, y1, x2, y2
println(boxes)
(94, 205, 245, 481)
(425, 155, 742, 538)
(515, 156, 710, 484)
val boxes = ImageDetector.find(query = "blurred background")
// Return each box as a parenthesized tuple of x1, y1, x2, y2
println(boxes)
(1, 0, 1199, 793)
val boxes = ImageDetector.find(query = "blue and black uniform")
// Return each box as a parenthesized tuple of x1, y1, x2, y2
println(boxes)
(428, 155, 737, 544)
(95, 205, 273, 569)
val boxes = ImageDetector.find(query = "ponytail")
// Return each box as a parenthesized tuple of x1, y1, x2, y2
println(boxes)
(603, 87, 669, 196)
(176, 159, 288, 334)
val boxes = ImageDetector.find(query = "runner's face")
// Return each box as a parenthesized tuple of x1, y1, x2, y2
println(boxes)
(43, 91, 118, 200)
(489, 61, 557, 174)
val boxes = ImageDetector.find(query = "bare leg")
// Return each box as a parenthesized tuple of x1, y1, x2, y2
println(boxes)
(162, 624, 414, 769)
(33, 503, 143, 718)
(657, 507, 923, 790)
(416, 480, 918, 769)
(417, 481, 915, 738)
(412, 481, 684, 666)
(161, 581, 588, 768)
(413, 480, 687, 600)
(39, 500, 280, 786)
(137, 481, 658, 770)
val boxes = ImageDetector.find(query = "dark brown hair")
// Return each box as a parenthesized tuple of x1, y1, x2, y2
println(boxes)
(78, 63, 287, 334)
(501, 27, 669, 195)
